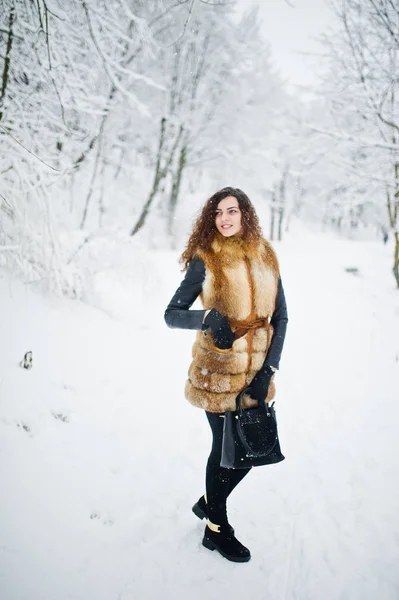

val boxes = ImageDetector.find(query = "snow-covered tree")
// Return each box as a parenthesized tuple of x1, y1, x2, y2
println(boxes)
(315, 0, 399, 286)
(0, 0, 299, 292)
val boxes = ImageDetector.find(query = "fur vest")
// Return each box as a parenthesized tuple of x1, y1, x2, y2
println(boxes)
(185, 232, 280, 413)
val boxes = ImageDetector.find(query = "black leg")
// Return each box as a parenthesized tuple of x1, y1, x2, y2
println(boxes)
(205, 412, 251, 524)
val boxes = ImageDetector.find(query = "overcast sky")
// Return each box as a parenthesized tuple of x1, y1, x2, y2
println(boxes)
(235, 0, 335, 92)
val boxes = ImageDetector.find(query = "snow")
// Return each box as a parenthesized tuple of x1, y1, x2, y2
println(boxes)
(1, 230, 398, 600)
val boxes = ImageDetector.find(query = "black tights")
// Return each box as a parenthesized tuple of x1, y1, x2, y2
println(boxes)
(205, 411, 251, 525)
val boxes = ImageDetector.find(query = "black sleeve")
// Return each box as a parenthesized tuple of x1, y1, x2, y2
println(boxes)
(264, 277, 288, 370)
(164, 257, 206, 330)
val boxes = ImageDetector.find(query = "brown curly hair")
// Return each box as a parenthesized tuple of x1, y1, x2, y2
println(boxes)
(180, 187, 263, 270)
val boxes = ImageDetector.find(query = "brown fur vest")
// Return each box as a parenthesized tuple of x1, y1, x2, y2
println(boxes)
(185, 233, 280, 413)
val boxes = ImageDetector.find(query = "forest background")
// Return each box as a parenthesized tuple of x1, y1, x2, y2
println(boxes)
(0, 0, 398, 293)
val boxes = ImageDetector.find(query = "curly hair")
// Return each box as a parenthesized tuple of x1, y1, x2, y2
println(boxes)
(180, 187, 263, 270)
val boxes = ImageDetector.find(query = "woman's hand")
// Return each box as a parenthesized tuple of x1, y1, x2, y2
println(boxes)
(202, 309, 234, 349)
(247, 365, 275, 402)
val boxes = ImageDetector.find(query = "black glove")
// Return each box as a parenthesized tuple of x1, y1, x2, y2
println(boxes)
(203, 308, 234, 350)
(247, 364, 275, 403)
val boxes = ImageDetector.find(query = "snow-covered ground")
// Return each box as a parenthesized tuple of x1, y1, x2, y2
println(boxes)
(1, 230, 398, 600)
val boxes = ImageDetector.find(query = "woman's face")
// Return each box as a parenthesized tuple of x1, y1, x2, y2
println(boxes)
(215, 196, 243, 237)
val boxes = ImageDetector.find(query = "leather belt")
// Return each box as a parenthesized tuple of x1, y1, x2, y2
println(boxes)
(230, 317, 270, 340)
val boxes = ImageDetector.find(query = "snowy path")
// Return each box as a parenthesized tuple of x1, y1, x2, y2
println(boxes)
(1, 233, 398, 600)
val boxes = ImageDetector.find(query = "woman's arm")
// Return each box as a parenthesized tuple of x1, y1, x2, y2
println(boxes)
(264, 277, 288, 370)
(164, 257, 207, 330)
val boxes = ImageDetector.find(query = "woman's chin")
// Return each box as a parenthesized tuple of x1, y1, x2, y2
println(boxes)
(218, 228, 237, 237)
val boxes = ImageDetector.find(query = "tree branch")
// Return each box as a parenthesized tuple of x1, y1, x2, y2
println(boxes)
(310, 125, 399, 151)
(165, 0, 196, 48)
(0, 124, 60, 171)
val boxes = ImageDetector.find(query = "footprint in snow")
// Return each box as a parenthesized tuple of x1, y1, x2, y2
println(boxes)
(90, 512, 114, 526)
(52, 412, 69, 423)
(16, 422, 31, 433)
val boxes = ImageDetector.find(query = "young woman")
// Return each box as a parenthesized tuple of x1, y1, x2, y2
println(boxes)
(164, 187, 288, 563)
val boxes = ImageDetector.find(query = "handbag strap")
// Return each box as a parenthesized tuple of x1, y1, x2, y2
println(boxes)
(235, 388, 268, 414)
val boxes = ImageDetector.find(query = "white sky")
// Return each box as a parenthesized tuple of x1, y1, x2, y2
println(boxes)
(235, 0, 335, 91)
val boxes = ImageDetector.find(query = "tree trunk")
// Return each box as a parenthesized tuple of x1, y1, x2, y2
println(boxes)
(168, 144, 186, 238)
(0, 5, 15, 123)
(393, 231, 399, 288)
(131, 120, 183, 236)
(389, 87, 399, 288)
(131, 118, 167, 236)
(270, 207, 275, 240)
(80, 129, 103, 229)
(72, 85, 115, 172)
(277, 166, 288, 241)
(387, 160, 399, 287)
(277, 207, 284, 241)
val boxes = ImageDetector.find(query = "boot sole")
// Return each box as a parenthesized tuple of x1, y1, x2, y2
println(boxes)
(202, 537, 251, 563)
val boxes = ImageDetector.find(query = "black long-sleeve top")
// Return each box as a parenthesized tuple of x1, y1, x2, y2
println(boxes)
(164, 257, 288, 370)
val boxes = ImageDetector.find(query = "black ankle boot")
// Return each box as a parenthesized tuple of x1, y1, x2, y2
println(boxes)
(192, 496, 235, 535)
(202, 523, 250, 562)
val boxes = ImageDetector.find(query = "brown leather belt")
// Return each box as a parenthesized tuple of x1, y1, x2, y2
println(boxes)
(230, 317, 270, 340)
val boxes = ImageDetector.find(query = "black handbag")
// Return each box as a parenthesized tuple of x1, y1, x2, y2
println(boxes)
(220, 387, 285, 469)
